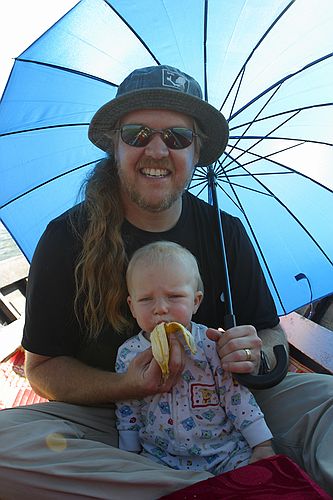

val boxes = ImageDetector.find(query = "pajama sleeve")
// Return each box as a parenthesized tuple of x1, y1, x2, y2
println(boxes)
(115, 337, 146, 453)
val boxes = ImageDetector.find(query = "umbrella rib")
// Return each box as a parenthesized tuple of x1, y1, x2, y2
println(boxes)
(229, 103, 333, 132)
(214, 164, 286, 313)
(203, 0, 209, 101)
(222, 85, 282, 168)
(222, 137, 332, 181)
(227, 68, 246, 122)
(188, 178, 208, 192)
(218, 82, 282, 171)
(192, 167, 211, 181)
(217, 179, 273, 196)
(233, 134, 332, 147)
(231, 135, 333, 148)
(0, 123, 89, 138)
(102, 0, 160, 64)
(229, 52, 333, 122)
(221, 108, 300, 172)
(219, 171, 291, 179)
(220, 0, 296, 112)
(1, 159, 102, 210)
(223, 157, 333, 266)
(224, 143, 333, 195)
(215, 181, 244, 213)
(188, 181, 208, 199)
(222, 140, 306, 175)
(15, 57, 120, 87)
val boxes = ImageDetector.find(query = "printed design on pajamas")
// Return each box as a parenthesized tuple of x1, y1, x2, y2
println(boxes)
(190, 383, 220, 408)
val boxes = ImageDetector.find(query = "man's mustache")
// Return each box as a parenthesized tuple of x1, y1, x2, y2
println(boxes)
(136, 157, 174, 172)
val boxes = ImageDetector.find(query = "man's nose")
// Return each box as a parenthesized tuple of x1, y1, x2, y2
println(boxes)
(144, 133, 169, 159)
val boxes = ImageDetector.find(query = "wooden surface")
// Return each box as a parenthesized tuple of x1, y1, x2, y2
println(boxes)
(280, 312, 333, 374)
(0, 255, 29, 289)
(0, 316, 25, 362)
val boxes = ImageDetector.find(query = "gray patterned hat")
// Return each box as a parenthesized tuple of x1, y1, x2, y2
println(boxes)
(88, 65, 229, 166)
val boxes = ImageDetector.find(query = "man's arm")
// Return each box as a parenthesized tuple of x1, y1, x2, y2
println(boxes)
(25, 352, 127, 404)
(25, 336, 185, 404)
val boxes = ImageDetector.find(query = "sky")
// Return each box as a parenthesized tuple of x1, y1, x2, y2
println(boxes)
(0, 0, 79, 97)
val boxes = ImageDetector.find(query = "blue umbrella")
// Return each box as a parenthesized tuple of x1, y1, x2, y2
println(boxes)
(0, 0, 332, 326)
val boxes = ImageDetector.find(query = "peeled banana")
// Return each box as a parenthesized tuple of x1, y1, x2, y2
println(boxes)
(150, 322, 197, 379)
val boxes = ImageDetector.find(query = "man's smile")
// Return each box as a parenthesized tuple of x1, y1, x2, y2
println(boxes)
(140, 167, 170, 178)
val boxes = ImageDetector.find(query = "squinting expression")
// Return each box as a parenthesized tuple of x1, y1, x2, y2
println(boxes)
(127, 261, 203, 334)
(114, 109, 199, 213)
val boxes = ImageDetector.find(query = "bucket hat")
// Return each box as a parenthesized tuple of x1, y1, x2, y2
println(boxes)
(88, 65, 229, 165)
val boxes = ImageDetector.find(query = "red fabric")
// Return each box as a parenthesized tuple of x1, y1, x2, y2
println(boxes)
(0, 349, 48, 410)
(159, 455, 330, 499)
(288, 356, 314, 373)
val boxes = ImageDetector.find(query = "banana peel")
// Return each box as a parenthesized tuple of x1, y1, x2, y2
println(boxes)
(150, 322, 197, 379)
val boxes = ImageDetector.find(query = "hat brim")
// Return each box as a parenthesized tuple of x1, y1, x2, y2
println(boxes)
(88, 88, 229, 166)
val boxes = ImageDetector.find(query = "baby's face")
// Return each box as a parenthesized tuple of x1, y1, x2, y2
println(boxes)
(127, 261, 202, 334)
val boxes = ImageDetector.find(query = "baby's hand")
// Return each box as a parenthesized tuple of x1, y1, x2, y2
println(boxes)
(249, 440, 275, 464)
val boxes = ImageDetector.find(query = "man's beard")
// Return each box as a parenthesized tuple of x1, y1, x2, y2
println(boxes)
(118, 159, 193, 213)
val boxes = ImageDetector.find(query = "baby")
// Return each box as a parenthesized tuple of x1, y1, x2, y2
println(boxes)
(115, 241, 275, 474)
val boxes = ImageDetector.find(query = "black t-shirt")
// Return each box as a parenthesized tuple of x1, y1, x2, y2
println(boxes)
(22, 192, 279, 371)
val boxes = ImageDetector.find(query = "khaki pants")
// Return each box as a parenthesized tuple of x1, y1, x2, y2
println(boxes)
(0, 372, 332, 498)
(253, 372, 333, 495)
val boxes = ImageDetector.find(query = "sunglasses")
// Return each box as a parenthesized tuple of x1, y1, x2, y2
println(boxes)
(114, 124, 197, 150)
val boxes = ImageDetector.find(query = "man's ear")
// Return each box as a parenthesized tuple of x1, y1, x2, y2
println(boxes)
(193, 291, 203, 314)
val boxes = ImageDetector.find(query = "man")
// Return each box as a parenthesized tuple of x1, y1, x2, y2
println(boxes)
(0, 65, 331, 498)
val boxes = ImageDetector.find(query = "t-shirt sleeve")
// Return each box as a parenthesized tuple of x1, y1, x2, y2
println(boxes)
(22, 218, 81, 356)
(226, 216, 279, 331)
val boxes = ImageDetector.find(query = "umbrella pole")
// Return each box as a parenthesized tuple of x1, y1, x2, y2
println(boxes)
(207, 165, 236, 329)
(206, 165, 289, 389)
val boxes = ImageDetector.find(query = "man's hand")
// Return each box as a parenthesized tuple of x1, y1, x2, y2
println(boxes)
(207, 323, 288, 376)
(206, 325, 262, 375)
(123, 335, 185, 399)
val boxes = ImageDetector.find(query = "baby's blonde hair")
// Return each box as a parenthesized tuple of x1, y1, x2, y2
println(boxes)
(126, 241, 204, 294)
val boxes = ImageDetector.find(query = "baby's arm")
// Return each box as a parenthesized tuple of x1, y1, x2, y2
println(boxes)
(117, 424, 142, 453)
(115, 339, 144, 453)
(212, 351, 274, 453)
(249, 439, 275, 463)
(223, 376, 276, 461)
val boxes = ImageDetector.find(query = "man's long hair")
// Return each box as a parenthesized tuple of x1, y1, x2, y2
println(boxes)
(74, 121, 204, 340)
(74, 157, 131, 339)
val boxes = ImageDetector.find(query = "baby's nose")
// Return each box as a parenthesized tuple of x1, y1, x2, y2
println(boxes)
(153, 297, 169, 314)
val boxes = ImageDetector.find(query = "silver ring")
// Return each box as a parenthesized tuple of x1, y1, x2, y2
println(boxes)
(244, 348, 252, 361)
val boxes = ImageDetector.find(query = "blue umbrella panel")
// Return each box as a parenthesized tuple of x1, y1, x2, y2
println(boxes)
(1, 0, 332, 319)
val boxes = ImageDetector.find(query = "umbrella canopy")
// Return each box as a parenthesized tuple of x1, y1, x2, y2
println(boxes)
(0, 0, 332, 318)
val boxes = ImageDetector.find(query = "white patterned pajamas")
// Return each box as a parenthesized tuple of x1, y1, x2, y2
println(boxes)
(115, 322, 272, 474)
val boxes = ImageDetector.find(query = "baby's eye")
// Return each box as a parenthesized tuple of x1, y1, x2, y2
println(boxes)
(138, 297, 151, 302)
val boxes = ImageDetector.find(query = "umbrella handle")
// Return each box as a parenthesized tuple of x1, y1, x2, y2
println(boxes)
(233, 345, 289, 389)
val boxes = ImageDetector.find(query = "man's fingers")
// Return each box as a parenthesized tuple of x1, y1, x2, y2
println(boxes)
(138, 336, 185, 393)
(135, 346, 153, 365)
(167, 336, 185, 377)
(206, 327, 224, 342)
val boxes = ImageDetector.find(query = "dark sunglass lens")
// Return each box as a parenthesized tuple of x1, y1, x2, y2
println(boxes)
(164, 128, 193, 149)
(121, 125, 151, 147)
